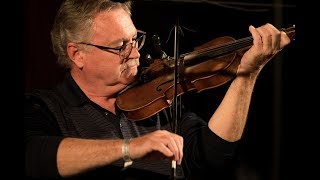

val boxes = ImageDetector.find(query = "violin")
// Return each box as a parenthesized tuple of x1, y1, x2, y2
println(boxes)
(116, 25, 296, 121)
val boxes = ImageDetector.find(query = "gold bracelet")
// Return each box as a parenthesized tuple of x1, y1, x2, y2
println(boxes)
(122, 139, 133, 167)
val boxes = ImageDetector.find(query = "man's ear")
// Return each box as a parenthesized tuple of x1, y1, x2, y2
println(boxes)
(67, 42, 84, 68)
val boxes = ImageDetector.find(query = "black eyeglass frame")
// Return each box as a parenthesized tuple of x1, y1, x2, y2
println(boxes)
(78, 30, 146, 60)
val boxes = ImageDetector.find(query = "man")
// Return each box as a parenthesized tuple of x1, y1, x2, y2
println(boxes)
(24, 0, 291, 179)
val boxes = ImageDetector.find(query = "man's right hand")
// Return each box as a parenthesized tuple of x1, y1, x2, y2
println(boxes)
(129, 130, 184, 165)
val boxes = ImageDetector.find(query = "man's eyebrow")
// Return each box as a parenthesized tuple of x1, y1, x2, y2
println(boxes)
(104, 37, 125, 47)
(107, 30, 138, 46)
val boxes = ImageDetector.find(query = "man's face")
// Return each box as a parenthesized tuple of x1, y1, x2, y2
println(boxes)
(81, 8, 140, 88)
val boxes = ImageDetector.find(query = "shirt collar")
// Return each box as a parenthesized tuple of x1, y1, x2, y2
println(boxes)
(56, 72, 91, 107)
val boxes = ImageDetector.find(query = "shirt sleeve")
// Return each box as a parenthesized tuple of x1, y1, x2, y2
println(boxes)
(24, 94, 64, 178)
(179, 112, 239, 179)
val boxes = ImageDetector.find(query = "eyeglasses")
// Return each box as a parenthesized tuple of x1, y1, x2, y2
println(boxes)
(78, 30, 146, 60)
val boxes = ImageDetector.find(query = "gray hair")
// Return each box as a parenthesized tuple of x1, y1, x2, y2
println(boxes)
(50, 0, 132, 69)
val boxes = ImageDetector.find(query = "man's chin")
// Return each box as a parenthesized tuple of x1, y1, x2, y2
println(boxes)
(120, 74, 137, 85)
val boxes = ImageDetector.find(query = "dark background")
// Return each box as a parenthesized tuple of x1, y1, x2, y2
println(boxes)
(21, 0, 305, 179)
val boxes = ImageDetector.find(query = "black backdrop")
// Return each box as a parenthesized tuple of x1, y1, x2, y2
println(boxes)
(22, 1, 301, 179)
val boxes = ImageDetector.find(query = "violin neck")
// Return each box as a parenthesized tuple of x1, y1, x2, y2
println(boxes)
(181, 25, 295, 67)
(182, 36, 253, 67)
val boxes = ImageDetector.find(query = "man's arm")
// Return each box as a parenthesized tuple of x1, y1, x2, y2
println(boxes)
(56, 138, 123, 177)
(208, 24, 291, 142)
